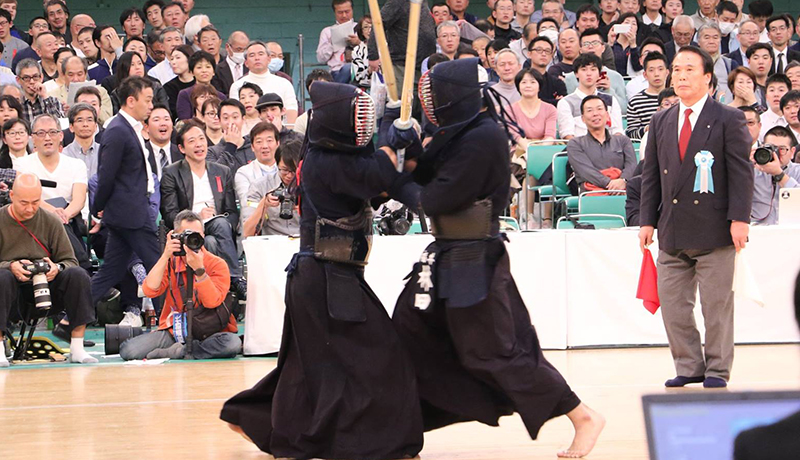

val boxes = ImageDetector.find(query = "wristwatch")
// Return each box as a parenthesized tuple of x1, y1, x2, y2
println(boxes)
(57, 263, 66, 273)
(194, 268, 206, 277)
(773, 172, 786, 183)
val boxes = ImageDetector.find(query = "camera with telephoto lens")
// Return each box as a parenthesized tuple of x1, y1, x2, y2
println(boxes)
(272, 185, 296, 220)
(754, 144, 780, 166)
(377, 206, 413, 236)
(171, 230, 204, 256)
(23, 259, 52, 310)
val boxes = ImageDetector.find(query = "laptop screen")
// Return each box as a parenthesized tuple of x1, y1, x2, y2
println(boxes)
(643, 392, 800, 460)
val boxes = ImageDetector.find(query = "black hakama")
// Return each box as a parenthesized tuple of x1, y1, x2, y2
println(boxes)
(393, 235, 581, 440)
(221, 255, 423, 459)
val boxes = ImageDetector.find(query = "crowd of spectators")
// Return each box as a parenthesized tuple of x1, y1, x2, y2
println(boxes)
(3, 0, 800, 362)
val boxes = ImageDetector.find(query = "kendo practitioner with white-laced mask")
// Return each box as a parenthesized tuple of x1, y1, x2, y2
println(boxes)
(390, 58, 606, 459)
(220, 81, 424, 460)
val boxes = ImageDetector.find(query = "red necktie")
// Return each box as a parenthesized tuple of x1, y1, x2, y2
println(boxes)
(679, 108, 693, 162)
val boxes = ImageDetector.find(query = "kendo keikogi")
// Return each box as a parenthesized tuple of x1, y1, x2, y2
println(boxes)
(391, 58, 605, 458)
(220, 82, 423, 460)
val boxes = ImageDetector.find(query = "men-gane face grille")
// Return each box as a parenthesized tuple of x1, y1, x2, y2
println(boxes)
(419, 70, 437, 126)
(353, 89, 376, 147)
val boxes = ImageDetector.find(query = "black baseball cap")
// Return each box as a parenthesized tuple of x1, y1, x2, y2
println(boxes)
(256, 93, 284, 110)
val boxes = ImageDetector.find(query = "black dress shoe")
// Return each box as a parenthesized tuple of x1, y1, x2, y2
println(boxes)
(52, 323, 96, 347)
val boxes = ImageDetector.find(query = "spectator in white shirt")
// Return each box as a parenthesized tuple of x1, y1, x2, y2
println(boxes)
(780, 90, 800, 142)
(228, 40, 297, 124)
(147, 27, 183, 85)
(317, 0, 358, 83)
(235, 121, 279, 226)
(422, 21, 461, 73)
(557, 52, 624, 139)
(16, 114, 87, 229)
(144, 104, 176, 180)
(759, 74, 791, 140)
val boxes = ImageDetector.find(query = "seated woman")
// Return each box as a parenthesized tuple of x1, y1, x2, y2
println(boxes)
(109, 51, 169, 114)
(163, 45, 197, 120)
(0, 94, 23, 126)
(509, 68, 558, 229)
(349, 15, 373, 88)
(176, 51, 226, 121)
(609, 13, 641, 77)
(0, 118, 32, 170)
(241, 139, 301, 237)
(238, 82, 263, 135)
(200, 97, 223, 146)
(727, 66, 761, 111)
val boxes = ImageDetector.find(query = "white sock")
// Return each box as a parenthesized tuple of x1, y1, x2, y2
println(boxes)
(0, 340, 8, 367)
(69, 337, 98, 364)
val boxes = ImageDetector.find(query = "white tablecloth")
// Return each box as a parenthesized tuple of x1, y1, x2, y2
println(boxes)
(242, 228, 800, 355)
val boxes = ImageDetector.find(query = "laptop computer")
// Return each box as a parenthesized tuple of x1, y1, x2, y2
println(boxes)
(778, 188, 800, 225)
(642, 391, 800, 460)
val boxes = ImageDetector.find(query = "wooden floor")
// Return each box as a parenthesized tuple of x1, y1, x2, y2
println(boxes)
(2, 344, 799, 460)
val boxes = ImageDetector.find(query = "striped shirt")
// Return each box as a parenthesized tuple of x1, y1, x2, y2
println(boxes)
(625, 90, 660, 141)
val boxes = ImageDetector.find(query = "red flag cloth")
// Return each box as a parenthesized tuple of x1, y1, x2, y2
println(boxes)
(636, 248, 660, 314)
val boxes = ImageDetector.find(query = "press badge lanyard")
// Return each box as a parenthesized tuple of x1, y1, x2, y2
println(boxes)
(168, 259, 196, 344)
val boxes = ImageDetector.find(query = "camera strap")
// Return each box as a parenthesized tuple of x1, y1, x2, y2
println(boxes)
(9, 207, 51, 258)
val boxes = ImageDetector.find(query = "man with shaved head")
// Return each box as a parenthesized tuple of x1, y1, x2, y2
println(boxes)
(0, 173, 98, 366)
(68, 14, 95, 58)
(214, 31, 249, 95)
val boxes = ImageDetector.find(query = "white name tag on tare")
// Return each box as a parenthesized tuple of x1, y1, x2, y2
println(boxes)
(414, 293, 431, 311)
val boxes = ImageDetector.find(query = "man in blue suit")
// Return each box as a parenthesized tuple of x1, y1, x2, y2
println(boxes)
(90, 76, 160, 316)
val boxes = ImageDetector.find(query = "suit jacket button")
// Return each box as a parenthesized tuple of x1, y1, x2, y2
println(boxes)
(694, 200, 699, 205)
(663, 169, 668, 174)
(672, 198, 678, 204)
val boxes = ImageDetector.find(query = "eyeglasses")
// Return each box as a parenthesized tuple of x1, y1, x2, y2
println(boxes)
(278, 167, 294, 175)
(582, 40, 603, 48)
(660, 100, 678, 109)
(19, 74, 42, 83)
(530, 47, 552, 54)
(204, 111, 218, 118)
(32, 129, 61, 138)
(739, 31, 759, 36)
(0, 20, 9, 27)
(4, 130, 27, 137)
(769, 25, 788, 33)
(31, 23, 49, 30)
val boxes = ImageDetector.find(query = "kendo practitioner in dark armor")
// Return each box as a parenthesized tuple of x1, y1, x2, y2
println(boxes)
(390, 58, 605, 459)
(220, 82, 424, 460)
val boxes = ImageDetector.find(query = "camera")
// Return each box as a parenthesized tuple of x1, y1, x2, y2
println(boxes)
(377, 205, 413, 235)
(272, 185, 296, 220)
(171, 230, 204, 256)
(104, 324, 144, 355)
(754, 144, 779, 166)
(23, 259, 52, 310)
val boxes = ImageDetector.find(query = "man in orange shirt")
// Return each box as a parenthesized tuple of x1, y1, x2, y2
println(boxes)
(119, 210, 240, 360)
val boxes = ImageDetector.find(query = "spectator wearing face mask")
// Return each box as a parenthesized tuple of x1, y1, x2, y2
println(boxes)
(213, 31, 248, 96)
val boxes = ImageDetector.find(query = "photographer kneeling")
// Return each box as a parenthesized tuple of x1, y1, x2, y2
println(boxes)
(119, 210, 241, 361)
(751, 126, 800, 225)
(0, 173, 97, 366)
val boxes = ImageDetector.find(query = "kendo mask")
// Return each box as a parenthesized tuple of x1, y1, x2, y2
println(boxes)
(419, 57, 483, 129)
(307, 81, 375, 151)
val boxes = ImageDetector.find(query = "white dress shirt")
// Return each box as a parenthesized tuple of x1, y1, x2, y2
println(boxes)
(226, 55, 244, 82)
(677, 93, 709, 144)
(759, 109, 787, 141)
(150, 140, 172, 179)
(118, 108, 155, 194)
(192, 169, 214, 214)
(771, 44, 789, 72)
(643, 13, 663, 26)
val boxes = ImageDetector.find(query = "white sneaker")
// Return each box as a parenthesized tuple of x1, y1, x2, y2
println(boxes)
(119, 311, 143, 328)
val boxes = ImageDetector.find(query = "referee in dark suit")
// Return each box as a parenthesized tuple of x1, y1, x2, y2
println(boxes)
(639, 46, 754, 389)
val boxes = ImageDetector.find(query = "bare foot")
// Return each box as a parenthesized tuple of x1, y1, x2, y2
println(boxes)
(557, 403, 605, 458)
(227, 422, 254, 444)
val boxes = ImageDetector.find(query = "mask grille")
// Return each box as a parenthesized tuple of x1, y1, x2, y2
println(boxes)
(419, 70, 437, 126)
(353, 89, 375, 147)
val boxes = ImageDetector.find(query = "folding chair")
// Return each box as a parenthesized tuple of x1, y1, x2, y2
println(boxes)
(556, 190, 628, 229)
